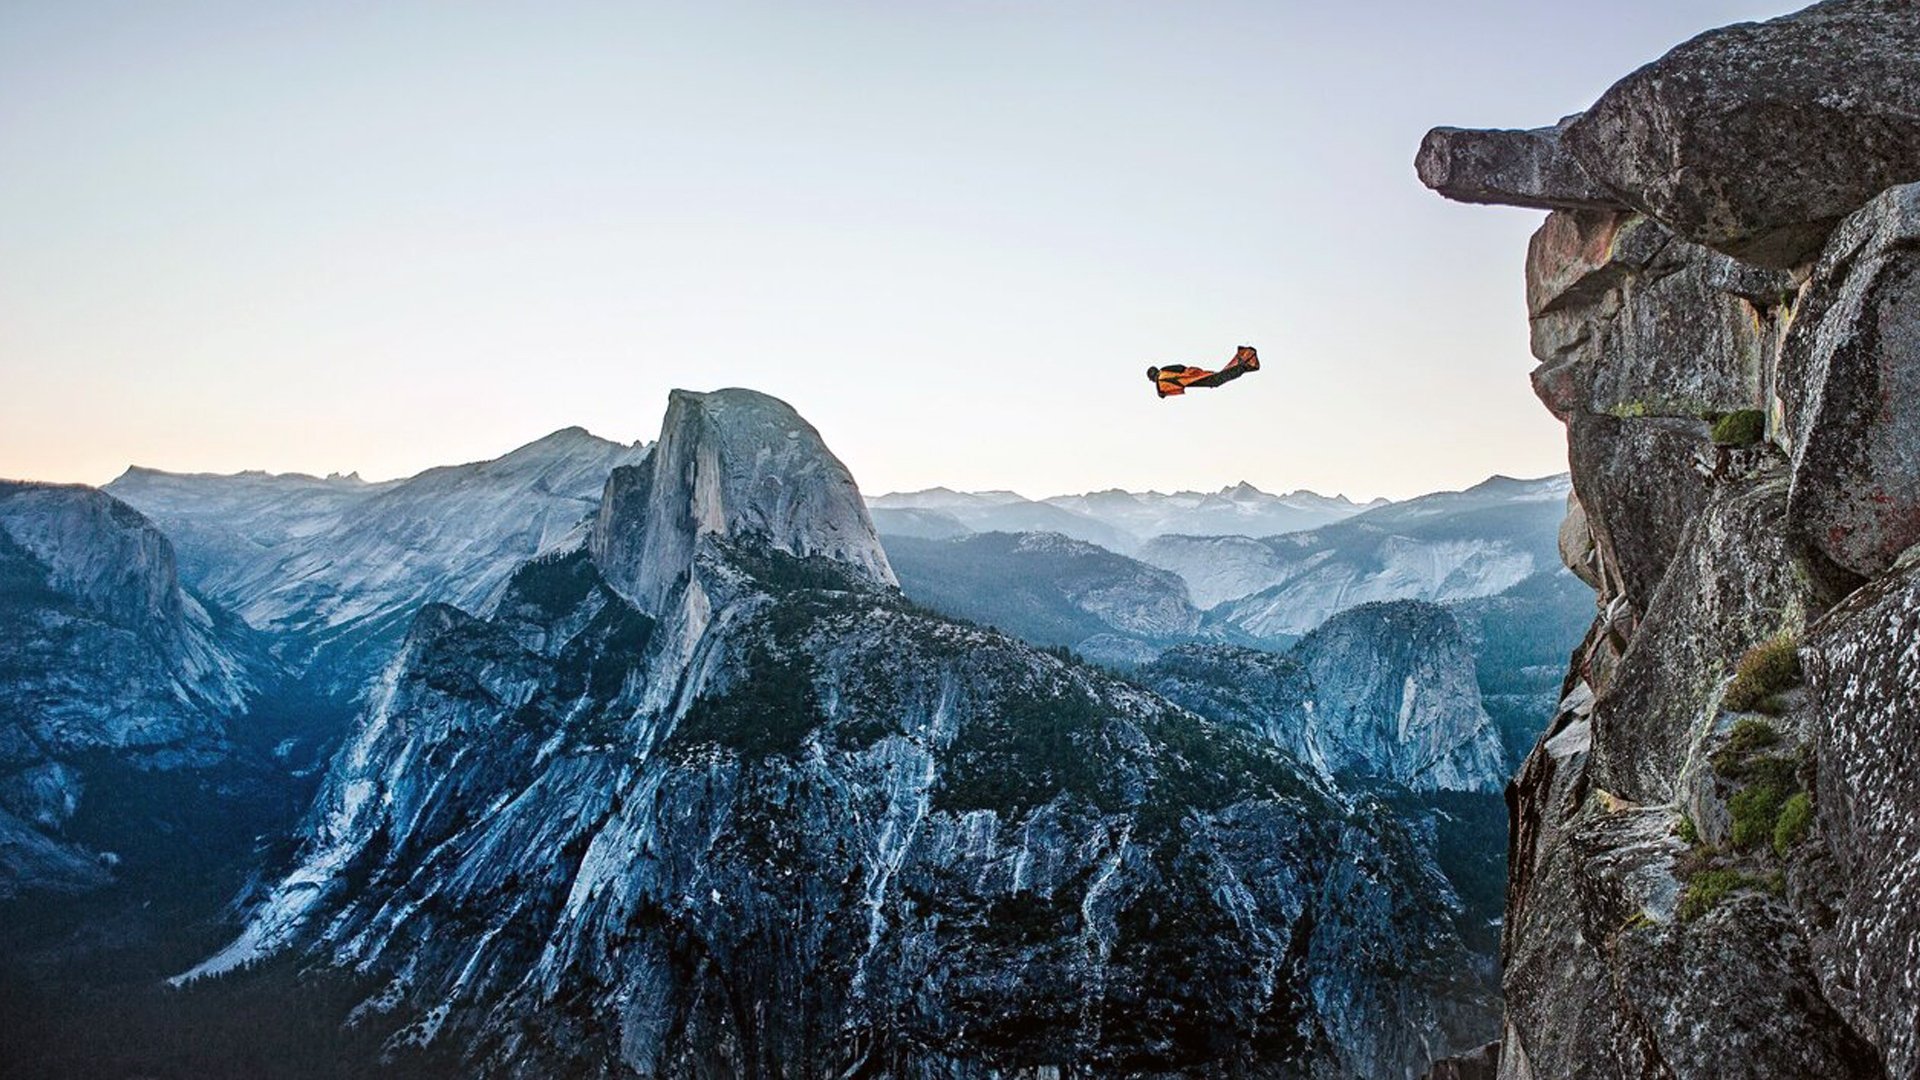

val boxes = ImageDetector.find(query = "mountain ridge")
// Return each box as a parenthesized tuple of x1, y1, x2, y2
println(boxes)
(0, 481, 281, 903)
(173, 388, 1498, 1077)
(108, 426, 652, 697)
(870, 480, 1393, 553)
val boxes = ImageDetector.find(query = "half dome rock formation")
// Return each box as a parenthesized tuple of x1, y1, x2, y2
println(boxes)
(589, 387, 897, 709)
(1420, 1, 1920, 1075)
(182, 389, 1493, 1078)
(591, 388, 895, 622)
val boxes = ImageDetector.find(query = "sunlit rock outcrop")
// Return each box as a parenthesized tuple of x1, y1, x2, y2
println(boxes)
(1559, 0, 1920, 269)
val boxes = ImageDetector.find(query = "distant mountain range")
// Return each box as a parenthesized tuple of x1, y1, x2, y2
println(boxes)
(106, 428, 650, 697)
(880, 474, 1576, 650)
(876, 473, 1588, 779)
(1148, 474, 1572, 630)
(0, 400, 1577, 1076)
(868, 482, 1386, 553)
(147, 390, 1495, 1077)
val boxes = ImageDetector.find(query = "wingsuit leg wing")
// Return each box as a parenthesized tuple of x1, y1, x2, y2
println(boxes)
(1183, 365, 1247, 389)
(1185, 346, 1260, 388)
(1146, 347, 1257, 397)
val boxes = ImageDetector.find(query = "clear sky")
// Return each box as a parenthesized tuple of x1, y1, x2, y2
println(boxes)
(0, 1, 1796, 501)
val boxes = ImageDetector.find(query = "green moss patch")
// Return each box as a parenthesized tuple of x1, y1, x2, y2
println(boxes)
(1710, 718, 1779, 773)
(1728, 755, 1800, 850)
(1680, 868, 1757, 922)
(1709, 409, 1765, 446)
(1773, 792, 1813, 858)
(1725, 718, 1779, 754)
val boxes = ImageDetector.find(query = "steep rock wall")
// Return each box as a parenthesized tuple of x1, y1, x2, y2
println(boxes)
(1143, 604, 1508, 795)
(1420, 1, 1920, 1076)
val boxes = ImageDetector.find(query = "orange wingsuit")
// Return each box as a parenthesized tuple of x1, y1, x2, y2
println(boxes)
(1147, 346, 1260, 398)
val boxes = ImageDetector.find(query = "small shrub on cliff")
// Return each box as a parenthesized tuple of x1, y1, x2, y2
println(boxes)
(667, 643, 825, 759)
(1723, 636, 1801, 712)
(1620, 911, 1657, 934)
(1711, 718, 1779, 773)
(934, 688, 1120, 816)
(1773, 792, 1813, 858)
(505, 549, 600, 618)
(1709, 409, 1766, 447)
(1677, 815, 1700, 846)
(1725, 718, 1779, 754)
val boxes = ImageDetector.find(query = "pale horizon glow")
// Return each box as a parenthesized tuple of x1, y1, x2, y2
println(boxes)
(1, 1, 1797, 502)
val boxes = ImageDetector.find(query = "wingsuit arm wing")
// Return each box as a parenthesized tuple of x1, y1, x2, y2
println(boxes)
(1149, 364, 1200, 397)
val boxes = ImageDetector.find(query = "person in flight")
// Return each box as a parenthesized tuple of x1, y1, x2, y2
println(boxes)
(1148, 345, 1260, 398)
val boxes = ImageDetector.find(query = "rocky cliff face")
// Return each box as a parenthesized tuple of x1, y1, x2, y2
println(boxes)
(0, 482, 264, 899)
(1292, 603, 1508, 795)
(1143, 602, 1507, 795)
(186, 390, 1492, 1078)
(109, 427, 649, 696)
(1138, 614, 1511, 1057)
(1419, 1, 1920, 1075)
